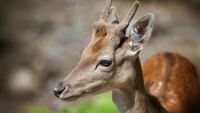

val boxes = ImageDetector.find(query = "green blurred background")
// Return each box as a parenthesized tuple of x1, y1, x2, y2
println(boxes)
(0, 0, 200, 113)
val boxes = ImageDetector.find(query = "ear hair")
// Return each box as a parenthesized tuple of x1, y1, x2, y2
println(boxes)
(108, 7, 119, 24)
(126, 13, 154, 57)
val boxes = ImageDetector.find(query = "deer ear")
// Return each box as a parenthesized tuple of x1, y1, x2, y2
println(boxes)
(108, 7, 119, 24)
(126, 13, 154, 57)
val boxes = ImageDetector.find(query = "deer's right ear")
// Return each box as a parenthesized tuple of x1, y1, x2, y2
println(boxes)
(126, 13, 154, 57)
(108, 7, 119, 24)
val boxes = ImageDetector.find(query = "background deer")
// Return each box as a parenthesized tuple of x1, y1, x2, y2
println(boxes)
(54, 0, 200, 113)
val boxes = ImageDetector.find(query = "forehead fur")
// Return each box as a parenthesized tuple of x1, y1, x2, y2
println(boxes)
(81, 22, 121, 61)
(81, 35, 109, 61)
(91, 36, 108, 55)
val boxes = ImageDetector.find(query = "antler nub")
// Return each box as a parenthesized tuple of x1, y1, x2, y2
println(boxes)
(120, 1, 140, 29)
(100, 0, 113, 21)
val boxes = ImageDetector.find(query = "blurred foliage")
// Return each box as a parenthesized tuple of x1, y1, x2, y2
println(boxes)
(23, 92, 119, 113)
(23, 105, 54, 113)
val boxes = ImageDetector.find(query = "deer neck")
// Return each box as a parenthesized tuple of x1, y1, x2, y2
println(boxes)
(112, 57, 157, 113)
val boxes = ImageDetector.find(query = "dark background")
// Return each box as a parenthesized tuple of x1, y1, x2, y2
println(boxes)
(0, 0, 200, 113)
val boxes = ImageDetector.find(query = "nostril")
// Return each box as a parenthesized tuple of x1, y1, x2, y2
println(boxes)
(57, 87, 65, 94)
(54, 87, 65, 98)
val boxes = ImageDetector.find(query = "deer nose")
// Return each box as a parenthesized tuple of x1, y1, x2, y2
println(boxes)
(54, 87, 65, 98)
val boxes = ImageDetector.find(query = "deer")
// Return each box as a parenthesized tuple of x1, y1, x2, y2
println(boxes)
(54, 0, 200, 113)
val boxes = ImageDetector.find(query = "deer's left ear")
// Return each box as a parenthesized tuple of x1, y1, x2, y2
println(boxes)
(108, 7, 119, 24)
(126, 13, 154, 57)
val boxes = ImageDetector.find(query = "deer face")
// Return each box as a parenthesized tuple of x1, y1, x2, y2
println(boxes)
(54, 0, 154, 101)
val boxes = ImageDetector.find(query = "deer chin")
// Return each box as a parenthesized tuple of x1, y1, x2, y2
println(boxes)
(61, 95, 81, 101)
(59, 91, 82, 101)
(59, 90, 96, 101)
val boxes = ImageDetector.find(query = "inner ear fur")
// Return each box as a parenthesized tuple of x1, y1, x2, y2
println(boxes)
(131, 13, 154, 39)
(126, 13, 154, 57)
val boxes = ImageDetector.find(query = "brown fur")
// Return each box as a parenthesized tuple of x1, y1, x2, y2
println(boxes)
(143, 53, 200, 113)
(91, 36, 108, 55)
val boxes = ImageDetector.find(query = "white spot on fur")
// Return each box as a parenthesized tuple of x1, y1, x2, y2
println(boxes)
(169, 98, 176, 104)
(129, 41, 133, 47)
(155, 82, 163, 93)
(158, 82, 163, 86)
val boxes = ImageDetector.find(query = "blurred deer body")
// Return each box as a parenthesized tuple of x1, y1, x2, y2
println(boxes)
(54, 0, 200, 113)
(143, 53, 200, 113)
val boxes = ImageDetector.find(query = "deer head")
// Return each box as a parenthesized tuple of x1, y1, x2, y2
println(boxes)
(54, 0, 154, 101)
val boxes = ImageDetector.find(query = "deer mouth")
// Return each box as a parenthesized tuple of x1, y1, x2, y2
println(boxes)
(58, 90, 82, 101)
(61, 95, 80, 101)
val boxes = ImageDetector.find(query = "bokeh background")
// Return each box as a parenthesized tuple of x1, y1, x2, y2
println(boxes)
(0, 0, 200, 113)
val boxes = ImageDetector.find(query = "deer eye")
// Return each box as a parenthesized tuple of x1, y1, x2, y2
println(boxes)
(99, 60, 112, 67)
